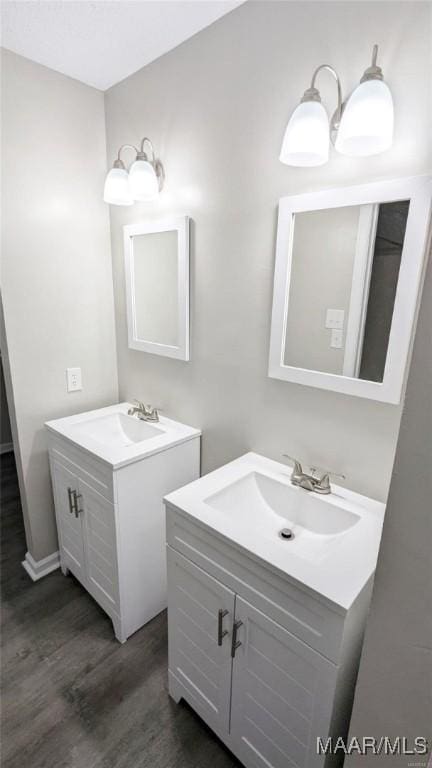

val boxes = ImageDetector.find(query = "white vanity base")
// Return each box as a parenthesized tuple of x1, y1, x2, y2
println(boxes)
(165, 504, 373, 768)
(46, 405, 201, 642)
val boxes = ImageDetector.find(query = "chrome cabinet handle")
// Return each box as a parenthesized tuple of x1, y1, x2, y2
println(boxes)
(231, 620, 243, 658)
(72, 490, 83, 518)
(218, 609, 229, 646)
(67, 487, 75, 514)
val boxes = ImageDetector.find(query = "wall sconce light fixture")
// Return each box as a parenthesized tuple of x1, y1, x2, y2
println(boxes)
(280, 45, 393, 167)
(104, 137, 164, 205)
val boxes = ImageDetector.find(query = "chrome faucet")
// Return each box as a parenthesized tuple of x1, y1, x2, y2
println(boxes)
(127, 400, 160, 422)
(283, 455, 345, 495)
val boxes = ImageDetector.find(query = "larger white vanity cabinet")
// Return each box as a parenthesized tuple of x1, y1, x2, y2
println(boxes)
(164, 452, 384, 768)
(46, 403, 201, 643)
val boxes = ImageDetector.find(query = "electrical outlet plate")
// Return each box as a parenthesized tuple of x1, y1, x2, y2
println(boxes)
(330, 329, 343, 349)
(66, 367, 82, 392)
(325, 309, 345, 330)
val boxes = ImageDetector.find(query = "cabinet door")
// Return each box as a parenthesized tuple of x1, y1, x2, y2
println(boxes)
(167, 547, 235, 734)
(79, 479, 120, 616)
(50, 459, 85, 580)
(230, 597, 338, 768)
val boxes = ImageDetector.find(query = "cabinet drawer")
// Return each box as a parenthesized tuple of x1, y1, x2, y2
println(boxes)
(48, 432, 114, 502)
(166, 505, 345, 663)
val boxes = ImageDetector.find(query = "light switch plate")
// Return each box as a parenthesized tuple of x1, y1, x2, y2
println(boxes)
(330, 329, 343, 349)
(325, 309, 345, 330)
(66, 367, 82, 392)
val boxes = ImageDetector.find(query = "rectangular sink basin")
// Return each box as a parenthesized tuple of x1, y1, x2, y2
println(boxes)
(45, 403, 201, 468)
(206, 471, 360, 536)
(70, 412, 164, 448)
(164, 452, 385, 610)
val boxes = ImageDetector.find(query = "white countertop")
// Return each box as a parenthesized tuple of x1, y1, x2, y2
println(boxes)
(45, 402, 201, 469)
(165, 452, 385, 611)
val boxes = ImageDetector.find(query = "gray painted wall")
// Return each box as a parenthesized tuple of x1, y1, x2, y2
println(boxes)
(105, 0, 432, 502)
(1, 50, 118, 562)
(346, 242, 432, 763)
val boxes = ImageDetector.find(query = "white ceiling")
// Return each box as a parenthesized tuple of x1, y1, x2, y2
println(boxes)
(1, 0, 244, 90)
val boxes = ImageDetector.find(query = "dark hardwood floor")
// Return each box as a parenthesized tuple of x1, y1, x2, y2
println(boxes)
(0, 451, 241, 768)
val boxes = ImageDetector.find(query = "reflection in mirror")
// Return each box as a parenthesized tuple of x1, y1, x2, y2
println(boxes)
(283, 200, 409, 382)
(124, 216, 190, 360)
(133, 231, 179, 346)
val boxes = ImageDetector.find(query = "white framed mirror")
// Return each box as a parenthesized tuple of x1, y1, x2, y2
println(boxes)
(269, 177, 432, 403)
(124, 216, 190, 360)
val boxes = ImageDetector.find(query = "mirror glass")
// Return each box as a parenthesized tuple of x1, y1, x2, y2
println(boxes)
(283, 200, 410, 382)
(132, 231, 179, 346)
(124, 216, 190, 360)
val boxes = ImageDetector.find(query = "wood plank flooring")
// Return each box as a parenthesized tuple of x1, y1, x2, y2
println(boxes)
(0, 451, 241, 768)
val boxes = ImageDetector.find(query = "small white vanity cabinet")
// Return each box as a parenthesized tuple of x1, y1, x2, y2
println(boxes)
(165, 472, 380, 768)
(46, 403, 200, 643)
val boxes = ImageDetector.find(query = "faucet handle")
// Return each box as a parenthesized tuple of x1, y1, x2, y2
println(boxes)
(145, 404, 161, 422)
(314, 470, 346, 494)
(145, 404, 162, 414)
(317, 469, 346, 482)
(282, 454, 303, 477)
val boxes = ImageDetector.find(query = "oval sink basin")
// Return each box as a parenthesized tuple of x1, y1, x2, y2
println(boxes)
(46, 403, 201, 470)
(70, 412, 163, 448)
(164, 452, 385, 609)
(205, 471, 360, 536)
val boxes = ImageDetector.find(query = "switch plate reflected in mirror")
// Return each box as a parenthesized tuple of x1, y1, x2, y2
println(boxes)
(269, 177, 432, 403)
(284, 200, 410, 383)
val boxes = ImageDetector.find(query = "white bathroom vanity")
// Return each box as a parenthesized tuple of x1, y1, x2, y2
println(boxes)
(46, 403, 201, 642)
(165, 452, 385, 768)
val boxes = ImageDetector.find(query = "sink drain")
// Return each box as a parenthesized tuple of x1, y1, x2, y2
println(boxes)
(279, 528, 295, 541)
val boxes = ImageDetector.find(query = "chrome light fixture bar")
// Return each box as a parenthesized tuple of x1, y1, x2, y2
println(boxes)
(280, 45, 394, 167)
(104, 137, 165, 206)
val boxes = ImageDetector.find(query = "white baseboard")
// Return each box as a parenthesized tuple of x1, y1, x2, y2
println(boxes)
(22, 550, 60, 581)
(0, 442, 13, 455)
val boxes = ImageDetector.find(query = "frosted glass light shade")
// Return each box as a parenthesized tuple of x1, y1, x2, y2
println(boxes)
(104, 168, 133, 206)
(280, 101, 329, 167)
(128, 159, 159, 201)
(335, 80, 393, 157)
